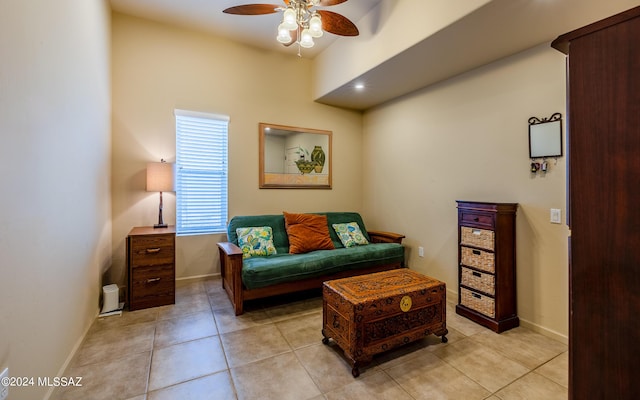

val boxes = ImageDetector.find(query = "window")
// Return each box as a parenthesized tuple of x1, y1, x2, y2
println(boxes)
(175, 109, 229, 235)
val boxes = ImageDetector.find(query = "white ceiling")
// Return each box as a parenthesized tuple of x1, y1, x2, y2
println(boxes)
(109, 0, 383, 58)
(314, 0, 640, 110)
(109, 0, 639, 110)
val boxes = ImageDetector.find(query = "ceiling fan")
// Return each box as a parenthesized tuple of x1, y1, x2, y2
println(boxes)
(223, 0, 359, 54)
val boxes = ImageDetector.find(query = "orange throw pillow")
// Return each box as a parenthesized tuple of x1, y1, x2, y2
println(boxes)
(283, 212, 335, 254)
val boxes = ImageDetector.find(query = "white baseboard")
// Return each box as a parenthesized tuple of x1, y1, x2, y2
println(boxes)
(446, 289, 568, 344)
(519, 318, 568, 344)
(44, 274, 221, 399)
(176, 273, 220, 282)
(446, 288, 458, 304)
(44, 307, 100, 400)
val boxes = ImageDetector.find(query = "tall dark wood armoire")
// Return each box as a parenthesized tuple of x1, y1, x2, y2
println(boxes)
(552, 6, 640, 400)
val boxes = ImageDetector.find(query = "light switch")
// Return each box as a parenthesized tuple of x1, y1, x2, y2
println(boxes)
(550, 208, 562, 224)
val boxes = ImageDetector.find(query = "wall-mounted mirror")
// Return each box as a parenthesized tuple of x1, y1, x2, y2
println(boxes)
(529, 112, 563, 159)
(259, 123, 332, 189)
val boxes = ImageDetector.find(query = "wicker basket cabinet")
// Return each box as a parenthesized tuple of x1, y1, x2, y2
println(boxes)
(455, 201, 518, 333)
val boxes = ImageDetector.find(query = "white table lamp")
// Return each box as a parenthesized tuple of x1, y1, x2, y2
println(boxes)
(146, 159, 175, 228)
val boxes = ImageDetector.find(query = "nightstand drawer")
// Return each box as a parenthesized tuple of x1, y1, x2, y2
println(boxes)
(131, 235, 174, 267)
(130, 264, 175, 308)
(460, 212, 494, 229)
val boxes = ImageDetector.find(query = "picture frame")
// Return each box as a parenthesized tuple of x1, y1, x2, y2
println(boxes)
(259, 123, 332, 189)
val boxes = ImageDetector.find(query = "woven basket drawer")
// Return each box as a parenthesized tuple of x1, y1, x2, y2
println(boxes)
(461, 287, 495, 318)
(460, 246, 495, 273)
(461, 267, 495, 295)
(461, 227, 494, 250)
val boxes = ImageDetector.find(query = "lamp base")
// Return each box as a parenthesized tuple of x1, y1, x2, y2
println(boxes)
(154, 223, 168, 229)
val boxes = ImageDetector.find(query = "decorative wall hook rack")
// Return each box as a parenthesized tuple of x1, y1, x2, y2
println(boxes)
(528, 112, 563, 174)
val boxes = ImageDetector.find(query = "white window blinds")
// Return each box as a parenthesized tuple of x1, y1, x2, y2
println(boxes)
(175, 109, 229, 235)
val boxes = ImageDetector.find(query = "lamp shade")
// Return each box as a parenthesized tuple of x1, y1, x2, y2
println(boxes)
(146, 162, 175, 192)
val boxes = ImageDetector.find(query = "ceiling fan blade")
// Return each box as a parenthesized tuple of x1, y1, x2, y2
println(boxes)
(318, 0, 349, 6)
(222, 4, 281, 15)
(283, 0, 347, 7)
(317, 10, 359, 36)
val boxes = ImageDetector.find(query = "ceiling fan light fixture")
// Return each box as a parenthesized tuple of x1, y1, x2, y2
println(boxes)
(222, 0, 359, 56)
(310, 29, 323, 38)
(282, 7, 298, 30)
(309, 13, 323, 38)
(276, 24, 293, 43)
(299, 28, 315, 48)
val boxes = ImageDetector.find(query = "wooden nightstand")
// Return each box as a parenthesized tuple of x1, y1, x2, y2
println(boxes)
(127, 226, 175, 311)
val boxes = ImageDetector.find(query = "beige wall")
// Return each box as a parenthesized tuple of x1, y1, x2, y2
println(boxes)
(0, 1, 112, 399)
(111, 14, 570, 340)
(110, 13, 363, 286)
(362, 44, 569, 340)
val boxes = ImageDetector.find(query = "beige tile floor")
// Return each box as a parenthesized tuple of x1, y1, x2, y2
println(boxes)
(53, 277, 568, 400)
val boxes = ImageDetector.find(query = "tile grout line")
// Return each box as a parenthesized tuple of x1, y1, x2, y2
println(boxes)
(143, 313, 158, 398)
(429, 338, 506, 396)
(431, 335, 540, 397)
(207, 288, 240, 400)
(284, 339, 325, 399)
(378, 368, 420, 400)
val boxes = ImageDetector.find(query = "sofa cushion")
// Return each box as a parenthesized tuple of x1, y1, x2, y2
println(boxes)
(323, 212, 371, 248)
(241, 243, 404, 289)
(228, 214, 290, 254)
(332, 222, 369, 248)
(284, 212, 335, 254)
(236, 226, 277, 259)
(227, 212, 373, 253)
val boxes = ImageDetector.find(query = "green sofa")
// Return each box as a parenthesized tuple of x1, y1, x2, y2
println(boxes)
(217, 212, 405, 315)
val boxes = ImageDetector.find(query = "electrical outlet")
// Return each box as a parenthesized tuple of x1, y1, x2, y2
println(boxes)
(418, 246, 424, 257)
(550, 208, 562, 224)
(0, 367, 8, 400)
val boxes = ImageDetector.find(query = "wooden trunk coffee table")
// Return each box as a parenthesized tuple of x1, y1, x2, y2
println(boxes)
(322, 269, 448, 377)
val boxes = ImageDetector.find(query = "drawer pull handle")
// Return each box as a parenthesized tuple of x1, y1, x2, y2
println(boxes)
(472, 249, 481, 255)
(472, 271, 481, 277)
(146, 248, 161, 254)
(472, 293, 482, 299)
(146, 278, 161, 283)
(472, 229, 481, 235)
(473, 217, 479, 222)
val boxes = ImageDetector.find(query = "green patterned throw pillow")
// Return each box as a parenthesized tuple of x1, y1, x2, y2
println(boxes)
(236, 226, 277, 259)
(332, 222, 369, 248)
